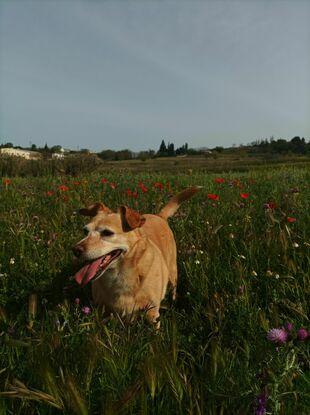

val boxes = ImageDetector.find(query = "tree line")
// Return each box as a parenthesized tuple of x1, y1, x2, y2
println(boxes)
(1, 136, 309, 161)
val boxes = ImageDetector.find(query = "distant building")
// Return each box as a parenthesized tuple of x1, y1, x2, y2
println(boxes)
(0, 148, 42, 160)
(52, 152, 65, 159)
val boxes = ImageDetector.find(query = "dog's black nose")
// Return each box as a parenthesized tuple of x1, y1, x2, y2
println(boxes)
(72, 245, 84, 258)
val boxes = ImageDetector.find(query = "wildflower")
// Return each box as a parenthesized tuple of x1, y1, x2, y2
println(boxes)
(153, 182, 164, 191)
(238, 285, 245, 294)
(138, 182, 148, 193)
(109, 182, 117, 189)
(255, 390, 267, 415)
(74, 298, 80, 305)
(285, 322, 293, 333)
(46, 190, 54, 197)
(251, 270, 258, 277)
(267, 328, 287, 344)
(125, 189, 132, 197)
(101, 178, 108, 184)
(266, 270, 273, 276)
(214, 177, 225, 184)
(58, 185, 69, 192)
(287, 217, 296, 223)
(240, 193, 250, 199)
(292, 242, 299, 248)
(81, 306, 91, 315)
(297, 328, 309, 341)
(3, 178, 11, 186)
(194, 259, 200, 265)
(7, 326, 15, 335)
(289, 187, 299, 193)
(275, 273, 280, 279)
(132, 191, 138, 199)
(264, 202, 277, 209)
(9, 258, 15, 265)
(207, 193, 219, 201)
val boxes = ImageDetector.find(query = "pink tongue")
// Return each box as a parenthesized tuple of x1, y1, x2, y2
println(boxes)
(74, 257, 104, 287)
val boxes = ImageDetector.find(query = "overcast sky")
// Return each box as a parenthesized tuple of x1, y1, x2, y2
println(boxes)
(0, 0, 309, 151)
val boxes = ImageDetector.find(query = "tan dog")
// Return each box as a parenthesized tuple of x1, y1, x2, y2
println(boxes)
(73, 187, 199, 327)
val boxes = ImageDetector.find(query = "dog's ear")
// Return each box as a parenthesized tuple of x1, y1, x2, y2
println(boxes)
(79, 203, 111, 217)
(119, 206, 146, 231)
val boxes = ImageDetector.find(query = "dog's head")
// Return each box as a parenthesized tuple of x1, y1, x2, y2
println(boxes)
(72, 202, 145, 287)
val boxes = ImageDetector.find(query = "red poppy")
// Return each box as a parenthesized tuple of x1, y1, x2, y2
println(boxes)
(109, 182, 117, 189)
(132, 191, 138, 199)
(101, 178, 108, 184)
(214, 178, 225, 184)
(138, 182, 148, 193)
(207, 193, 220, 201)
(264, 202, 277, 209)
(287, 217, 296, 223)
(125, 189, 132, 197)
(58, 185, 69, 192)
(46, 191, 54, 197)
(153, 182, 164, 191)
(240, 193, 250, 199)
(3, 178, 11, 185)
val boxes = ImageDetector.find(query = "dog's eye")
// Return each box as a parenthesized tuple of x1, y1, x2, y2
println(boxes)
(100, 229, 114, 237)
(83, 227, 89, 236)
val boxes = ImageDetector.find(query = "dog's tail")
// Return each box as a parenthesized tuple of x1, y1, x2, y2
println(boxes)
(158, 186, 201, 220)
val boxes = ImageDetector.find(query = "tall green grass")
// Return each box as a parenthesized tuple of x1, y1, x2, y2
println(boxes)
(0, 166, 309, 414)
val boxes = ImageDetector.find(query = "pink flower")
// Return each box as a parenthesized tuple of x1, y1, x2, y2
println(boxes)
(297, 328, 309, 341)
(284, 322, 293, 333)
(81, 306, 91, 315)
(74, 298, 80, 305)
(267, 328, 287, 344)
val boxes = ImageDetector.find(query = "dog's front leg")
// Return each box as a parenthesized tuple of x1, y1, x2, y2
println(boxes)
(146, 305, 160, 330)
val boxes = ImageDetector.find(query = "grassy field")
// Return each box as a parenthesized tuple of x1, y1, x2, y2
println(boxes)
(0, 164, 309, 414)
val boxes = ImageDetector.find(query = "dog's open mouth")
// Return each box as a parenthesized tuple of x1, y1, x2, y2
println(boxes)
(74, 249, 123, 287)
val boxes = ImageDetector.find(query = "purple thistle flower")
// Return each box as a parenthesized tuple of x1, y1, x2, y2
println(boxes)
(267, 328, 287, 344)
(285, 322, 293, 333)
(297, 328, 309, 341)
(81, 306, 91, 315)
(255, 390, 268, 415)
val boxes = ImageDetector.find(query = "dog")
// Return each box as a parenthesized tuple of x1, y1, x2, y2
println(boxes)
(72, 186, 200, 328)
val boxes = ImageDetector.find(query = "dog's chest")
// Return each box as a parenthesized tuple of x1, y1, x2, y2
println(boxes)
(91, 267, 138, 313)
